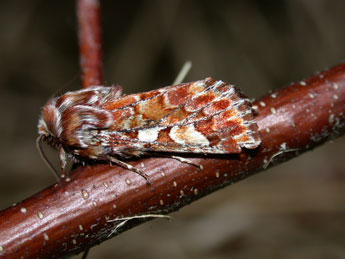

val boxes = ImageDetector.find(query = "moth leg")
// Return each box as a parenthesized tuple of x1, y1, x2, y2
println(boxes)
(108, 156, 151, 184)
(171, 156, 204, 170)
(59, 147, 67, 179)
(149, 152, 203, 170)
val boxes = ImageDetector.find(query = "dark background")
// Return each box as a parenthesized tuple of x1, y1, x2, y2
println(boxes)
(0, 1, 344, 258)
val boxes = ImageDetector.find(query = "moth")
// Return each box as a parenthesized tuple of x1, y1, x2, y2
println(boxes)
(37, 77, 261, 182)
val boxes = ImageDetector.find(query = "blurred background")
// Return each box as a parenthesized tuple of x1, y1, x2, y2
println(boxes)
(0, 0, 344, 258)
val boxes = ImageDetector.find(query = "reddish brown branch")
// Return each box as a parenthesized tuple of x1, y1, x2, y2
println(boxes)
(0, 63, 344, 258)
(77, 0, 103, 88)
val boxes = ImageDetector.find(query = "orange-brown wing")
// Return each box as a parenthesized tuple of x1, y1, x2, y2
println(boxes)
(94, 78, 260, 155)
(102, 79, 210, 130)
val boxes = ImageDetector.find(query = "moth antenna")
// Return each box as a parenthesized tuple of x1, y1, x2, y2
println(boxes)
(60, 73, 80, 93)
(173, 60, 192, 85)
(36, 135, 61, 181)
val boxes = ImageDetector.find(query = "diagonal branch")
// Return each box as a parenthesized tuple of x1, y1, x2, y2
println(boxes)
(0, 63, 344, 258)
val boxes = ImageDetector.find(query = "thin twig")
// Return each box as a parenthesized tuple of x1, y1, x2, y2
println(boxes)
(77, 0, 103, 88)
(173, 61, 192, 85)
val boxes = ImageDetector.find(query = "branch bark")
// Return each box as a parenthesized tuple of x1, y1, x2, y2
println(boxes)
(0, 63, 344, 258)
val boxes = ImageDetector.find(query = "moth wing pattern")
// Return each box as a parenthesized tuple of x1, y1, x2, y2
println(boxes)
(87, 78, 261, 157)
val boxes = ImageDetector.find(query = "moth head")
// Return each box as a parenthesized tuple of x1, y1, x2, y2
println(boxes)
(37, 97, 66, 180)
(38, 97, 63, 149)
